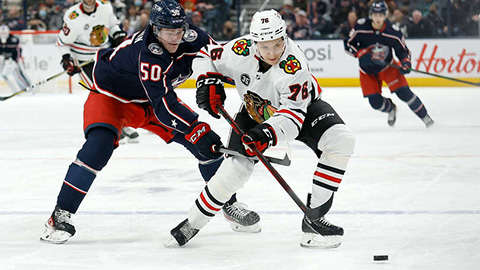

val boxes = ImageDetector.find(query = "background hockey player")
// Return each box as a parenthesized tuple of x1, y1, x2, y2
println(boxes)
(344, 1, 434, 128)
(57, 0, 139, 142)
(167, 9, 355, 249)
(0, 24, 31, 93)
(40, 0, 259, 244)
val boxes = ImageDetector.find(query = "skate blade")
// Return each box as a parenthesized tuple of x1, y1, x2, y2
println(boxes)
(225, 218, 261, 233)
(300, 233, 342, 249)
(164, 236, 181, 248)
(39, 226, 72, 244)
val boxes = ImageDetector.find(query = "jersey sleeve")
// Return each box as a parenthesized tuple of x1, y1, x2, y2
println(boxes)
(193, 43, 233, 80)
(266, 69, 311, 143)
(344, 23, 360, 57)
(56, 11, 80, 56)
(139, 51, 198, 133)
(390, 29, 410, 61)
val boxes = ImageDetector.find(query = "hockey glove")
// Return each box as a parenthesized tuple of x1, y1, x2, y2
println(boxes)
(399, 58, 412, 74)
(61, 54, 80, 76)
(196, 72, 226, 119)
(241, 123, 277, 157)
(111, 31, 127, 48)
(185, 121, 223, 160)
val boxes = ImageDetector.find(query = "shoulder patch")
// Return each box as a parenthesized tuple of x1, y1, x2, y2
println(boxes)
(279, 54, 302, 75)
(68, 11, 79, 20)
(392, 24, 400, 32)
(231, 38, 252, 56)
(99, 0, 109, 4)
(148, 43, 164, 55)
(183, 29, 198, 42)
(357, 18, 366, 25)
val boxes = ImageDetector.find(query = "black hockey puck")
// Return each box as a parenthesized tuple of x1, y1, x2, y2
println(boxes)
(373, 255, 389, 261)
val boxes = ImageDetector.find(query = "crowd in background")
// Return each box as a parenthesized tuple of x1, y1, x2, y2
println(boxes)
(0, 0, 479, 40)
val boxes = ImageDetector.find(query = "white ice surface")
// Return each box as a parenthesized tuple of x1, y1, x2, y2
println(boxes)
(0, 87, 479, 270)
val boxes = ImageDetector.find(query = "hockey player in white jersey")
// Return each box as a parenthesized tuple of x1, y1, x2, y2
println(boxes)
(167, 10, 355, 248)
(57, 0, 138, 142)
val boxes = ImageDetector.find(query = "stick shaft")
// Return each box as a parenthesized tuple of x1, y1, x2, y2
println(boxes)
(0, 60, 94, 101)
(390, 63, 480, 87)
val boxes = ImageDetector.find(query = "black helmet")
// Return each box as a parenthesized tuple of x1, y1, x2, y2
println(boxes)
(369, 1, 388, 16)
(149, 0, 188, 30)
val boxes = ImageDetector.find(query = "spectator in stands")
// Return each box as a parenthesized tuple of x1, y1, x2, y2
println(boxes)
(126, 4, 140, 32)
(196, 0, 224, 39)
(189, 10, 207, 32)
(138, 11, 150, 31)
(221, 20, 236, 40)
(426, 4, 445, 36)
(336, 10, 357, 39)
(310, 0, 332, 24)
(391, 8, 408, 37)
(288, 9, 312, 40)
(122, 18, 135, 36)
(352, 0, 369, 19)
(311, 10, 334, 38)
(112, 0, 127, 22)
(44, 0, 64, 30)
(4, 6, 27, 30)
(279, 0, 296, 28)
(331, 0, 352, 27)
(293, 0, 308, 13)
(407, 9, 434, 37)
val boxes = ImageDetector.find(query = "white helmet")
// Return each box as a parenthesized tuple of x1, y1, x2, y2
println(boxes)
(250, 10, 287, 42)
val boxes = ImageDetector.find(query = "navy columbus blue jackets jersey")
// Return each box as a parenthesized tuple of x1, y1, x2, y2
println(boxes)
(344, 18, 410, 74)
(92, 24, 214, 133)
(0, 34, 21, 61)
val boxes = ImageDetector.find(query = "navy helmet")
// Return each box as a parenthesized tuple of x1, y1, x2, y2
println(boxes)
(369, 1, 388, 16)
(149, 0, 188, 30)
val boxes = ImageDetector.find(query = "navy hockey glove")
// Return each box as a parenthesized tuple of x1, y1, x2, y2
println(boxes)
(111, 31, 127, 48)
(399, 58, 412, 74)
(241, 123, 277, 157)
(185, 121, 223, 160)
(61, 54, 80, 76)
(196, 72, 226, 119)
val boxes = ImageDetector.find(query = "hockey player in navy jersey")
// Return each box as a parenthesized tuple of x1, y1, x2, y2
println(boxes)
(167, 10, 355, 249)
(344, 1, 434, 127)
(40, 0, 259, 244)
(0, 24, 31, 92)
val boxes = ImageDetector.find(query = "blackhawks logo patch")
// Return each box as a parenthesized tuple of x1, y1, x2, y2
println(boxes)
(244, 91, 277, 123)
(68, 11, 79, 20)
(279, 54, 301, 75)
(232, 39, 251, 56)
(89, 25, 108, 46)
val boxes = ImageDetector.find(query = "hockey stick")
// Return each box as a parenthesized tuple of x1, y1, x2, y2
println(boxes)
(215, 146, 291, 166)
(390, 63, 480, 87)
(0, 60, 94, 101)
(217, 105, 320, 221)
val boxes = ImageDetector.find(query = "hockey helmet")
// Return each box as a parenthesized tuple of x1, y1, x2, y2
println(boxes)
(149, 0, 188, 30)
(0, 24, 10, 43)
(369, 1, 388, 17)
(250, 10, 287, 42)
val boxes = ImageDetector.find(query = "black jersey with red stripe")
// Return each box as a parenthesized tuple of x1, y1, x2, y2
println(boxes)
(344, 18, 410, 74)
(93, 24, 215, 133)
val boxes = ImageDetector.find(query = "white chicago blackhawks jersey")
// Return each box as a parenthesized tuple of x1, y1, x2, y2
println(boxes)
(193, 35, 322, 143)
(56, 0, 121, 61)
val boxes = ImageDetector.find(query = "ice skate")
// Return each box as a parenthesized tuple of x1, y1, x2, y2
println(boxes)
(119, 127, 139, 144)
(300, 216, 343, 249)
(422, 114, 434, 128)
(40, 205, 76, 244)
(165, 219, 199, 247)
(387, 103, 397, 126)
(222, 201, 261, 233)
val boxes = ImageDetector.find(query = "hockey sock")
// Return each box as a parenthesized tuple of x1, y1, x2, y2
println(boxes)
(189, 185, 226, 229)
(367, 94, 394, 112)
(394, 87, 427, 118)
(57, 128, 116, 213)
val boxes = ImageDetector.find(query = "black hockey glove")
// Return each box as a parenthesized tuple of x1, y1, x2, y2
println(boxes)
(399, 58, 412, 75)
(185, 121, 223, 160)
(61, 54, 80, 76)
(241, 123, 277, 157)
(111, 30, 127, 48)
(196, 72, 226, 119)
